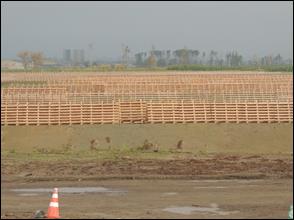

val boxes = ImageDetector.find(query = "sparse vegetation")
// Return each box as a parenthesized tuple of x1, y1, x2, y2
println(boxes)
(9, 149, 16, 154)
(153, 144, 159, 152)
(17, 51, 31, 69)
(90, 139, 98, 150)
(139, 139, 154, 151)
(30, 52, 44, 68)
(167, 64, 293, 72)
(1, 81, 47, 88)
(17, 50, 44, 69)
(2, 63, 292, 73)
(176, 140, 183, 150)
(105, 137, 111, 144)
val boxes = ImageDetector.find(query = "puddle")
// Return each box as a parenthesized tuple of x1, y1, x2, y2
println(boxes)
(162, 204, 239, 216)
(19, 193, 39, 197)
(193, 186, 227, 189)
(190, 179, 262, 183)
(162, 192, 178, 196)
(11, 187, 126, 196)
(189, 180, 262, 189)
(106, 192, 127, 197)
(192, 184, 258, 189)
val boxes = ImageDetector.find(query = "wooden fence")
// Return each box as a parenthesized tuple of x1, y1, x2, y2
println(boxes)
(1, 101, 292, 125)
(2, 72, 292, 83)
(1, 72, 292, 125)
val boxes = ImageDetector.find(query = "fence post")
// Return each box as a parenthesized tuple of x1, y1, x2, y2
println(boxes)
(225, 103, 228, 123)
(245, 103, 248, 123)
(288, 102, 291, 123)
(80, 101, 83, 125)
(5, 103, 8, 126)
(150, 101, 154, 124)
(204, 103, 207, 123)
(213, 102, 216, 123)
(90, 101, 93, 125)
(193, 101, 196, 123)
(69, 101, 72, 125)
(112, 100, 115, 124)
(235, 103, 239, 124)
(161, 101, 164, 124)
(48, 101, 51, 125)
(256, 102, 260, 123)
(58, 101, 61, 126)
(140, 99, 144, 124)
(118, 99, 121, 124)
(101, 100, 104, 124)
(16, 102, 19, 126)
(267, 103, 270, 123)
(277, 102, 280, 123)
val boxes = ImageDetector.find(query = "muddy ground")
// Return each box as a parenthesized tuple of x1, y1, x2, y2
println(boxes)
(1, 179, 293, 219)
(1, 154, 293, 219)
(1, 123, 293, 219)
(1, 154, 293, 182)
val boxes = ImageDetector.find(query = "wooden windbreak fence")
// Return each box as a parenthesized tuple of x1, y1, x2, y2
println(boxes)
(2, 73, 292, 125)
(2, 72, 293, 83)
(1, 101, 292, 125)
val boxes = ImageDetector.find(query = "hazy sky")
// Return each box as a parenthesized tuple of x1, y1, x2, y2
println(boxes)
(1, 1, 293, 60)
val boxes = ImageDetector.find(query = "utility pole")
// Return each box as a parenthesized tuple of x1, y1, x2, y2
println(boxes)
(122, 44, 130, 67)
(88, 43, 93, 66)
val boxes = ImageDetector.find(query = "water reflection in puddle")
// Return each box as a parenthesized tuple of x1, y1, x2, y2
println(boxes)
(193, 186, 227, 189)
(162, 192, 178, 196)
(190, 179, 262, 183)
(11, 187, 127, 196)
(18, 193, 39, 197)
(163, 204, 239, 216)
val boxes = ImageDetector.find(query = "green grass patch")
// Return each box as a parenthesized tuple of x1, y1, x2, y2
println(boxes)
(166, 64, 293, 72)
(3, 65, 292, 73)
(1, 81, 47, 88)
(1, 145, 201, 163)
(1, 66, 167, 73)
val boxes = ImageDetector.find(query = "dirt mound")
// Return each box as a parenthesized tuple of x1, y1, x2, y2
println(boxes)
(2, 155, 292, 182)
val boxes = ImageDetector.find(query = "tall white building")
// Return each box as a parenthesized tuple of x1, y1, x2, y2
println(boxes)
(62, 49, 85, 65)
(72, 49, 85, 65)
(63, 49, 71, 64)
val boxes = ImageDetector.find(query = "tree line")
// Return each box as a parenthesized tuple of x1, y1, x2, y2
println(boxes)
(17, 51, 44, 69)
(15, 48, 292, 70)
(134, 47, 291, 68)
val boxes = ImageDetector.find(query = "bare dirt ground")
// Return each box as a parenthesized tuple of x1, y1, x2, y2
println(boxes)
(1, 154, 293, 219)
(1, 154, 293, 182)
(1, 179, 293, 219)
(1, 124, 293, 219)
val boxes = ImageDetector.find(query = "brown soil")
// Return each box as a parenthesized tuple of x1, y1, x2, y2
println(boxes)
(2, 154, 292, 182)
(1, 123, 293, 219)
(1, 179, 293, 219)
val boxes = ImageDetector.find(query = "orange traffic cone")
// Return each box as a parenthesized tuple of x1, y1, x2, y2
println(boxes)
(47, 188, 60, 219)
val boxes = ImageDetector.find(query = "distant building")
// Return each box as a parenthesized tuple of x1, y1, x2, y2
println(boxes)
(72, 49, 85, 65)
(63, 49, 71, 64)
(62, 49, 85, 66)
(1, 60, 24, 70)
